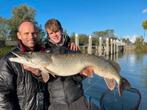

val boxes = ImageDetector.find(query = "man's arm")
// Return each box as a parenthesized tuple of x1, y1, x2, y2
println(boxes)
(0, 58, 20, 110)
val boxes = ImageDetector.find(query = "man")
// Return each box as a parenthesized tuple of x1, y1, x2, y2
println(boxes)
(44, 19, 98, 110)
(0, 20, 48, 110)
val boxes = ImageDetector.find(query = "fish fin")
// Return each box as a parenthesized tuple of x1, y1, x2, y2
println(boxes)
(104, 78, 116, 91)
(39, 68, 51, 83)
(44, 67, 56, 77)
(118, 77, 131, 96)
(41, 72, 50, 83)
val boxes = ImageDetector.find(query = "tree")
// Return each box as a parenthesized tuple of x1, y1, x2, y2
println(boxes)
(134, 36, 144, 49)
(92, 29, 115, 39)
(142, 20, 147, 29)
(122, 38, 131, 44)
(0, 4, 45, 40)
(142, 20, 147, 41)
(0, 17, 10, 40)
(70, 33, 89, 45)
(8, 4, 36, 40)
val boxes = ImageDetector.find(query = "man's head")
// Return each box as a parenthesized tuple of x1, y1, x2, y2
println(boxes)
(45, 19, 63, 44)
(17, 20, 38, 50)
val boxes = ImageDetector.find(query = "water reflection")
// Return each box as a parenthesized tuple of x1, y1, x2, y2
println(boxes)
(142, 64, 147, 88)
(118, 53, 147, 110)
(83, 53, 147, 110)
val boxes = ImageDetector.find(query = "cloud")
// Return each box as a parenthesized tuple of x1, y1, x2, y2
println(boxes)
(142, 8, 147, 14)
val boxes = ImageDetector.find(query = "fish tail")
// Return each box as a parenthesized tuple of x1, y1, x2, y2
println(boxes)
(118, 77, 131, 96)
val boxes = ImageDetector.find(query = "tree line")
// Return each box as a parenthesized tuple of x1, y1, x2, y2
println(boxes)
(0, 5, 122, 42)
(0, 4, 147, 52)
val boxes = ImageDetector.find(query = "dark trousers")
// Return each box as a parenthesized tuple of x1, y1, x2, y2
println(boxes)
(48, 96, 99, 110)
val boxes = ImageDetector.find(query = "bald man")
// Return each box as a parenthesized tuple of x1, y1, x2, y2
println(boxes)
(0, 20, 48, 110)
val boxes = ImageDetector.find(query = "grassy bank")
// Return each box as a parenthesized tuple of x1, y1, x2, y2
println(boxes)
(135, 45, 147, 53)
(0, 46, 14, 58)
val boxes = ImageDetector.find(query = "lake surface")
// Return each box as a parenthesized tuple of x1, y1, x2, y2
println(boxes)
(83, 52, 147, 110)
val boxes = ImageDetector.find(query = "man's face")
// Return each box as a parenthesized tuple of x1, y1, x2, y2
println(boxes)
(17, 22, 38, 50)
(46, 29, 62, 44)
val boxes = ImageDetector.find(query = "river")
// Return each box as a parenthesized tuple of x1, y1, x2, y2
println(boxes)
(83, 52, 147, 110)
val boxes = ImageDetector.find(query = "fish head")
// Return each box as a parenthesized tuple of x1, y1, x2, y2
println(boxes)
(9, 52, 50, 69)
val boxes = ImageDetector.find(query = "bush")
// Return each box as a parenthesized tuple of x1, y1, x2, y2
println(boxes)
(0, 46, 14, 58)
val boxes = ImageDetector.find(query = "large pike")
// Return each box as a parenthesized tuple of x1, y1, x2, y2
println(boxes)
(9, 52, 130, 96)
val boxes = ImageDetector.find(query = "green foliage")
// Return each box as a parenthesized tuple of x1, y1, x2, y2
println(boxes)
(0, 4, 45, 40)
(134, 36, 144, 50)
(70, 33, 89, 45)
(92, 29, 115, 39)
(8, 4, 36, 40)
(0, 17, 10, 40)
(122, 38, 131, 44)
(0, 46, 14, 58)
(142, 20, 147, 30)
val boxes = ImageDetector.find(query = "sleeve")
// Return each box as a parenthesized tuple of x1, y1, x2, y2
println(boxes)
(0, 58, 20, 110)
(63, 35, 71, 47)
(72, 74, 86, 82)
(32, 73, 45, 82)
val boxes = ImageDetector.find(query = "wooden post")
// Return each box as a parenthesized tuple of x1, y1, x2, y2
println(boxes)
(106, 38, 109, 56)
(113, 39, 116, 54)
(88, 35, 92, 54)
(75, 33, 79, 46)
(95, 45, 99, 55)
(116, 39, 119, 53)
(99, 37, 102, 56)
(110, 39, 113, 55)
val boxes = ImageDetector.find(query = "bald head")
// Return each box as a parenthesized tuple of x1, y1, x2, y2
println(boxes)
(17, 21, 38, 50)
(18, 21, 36, 32)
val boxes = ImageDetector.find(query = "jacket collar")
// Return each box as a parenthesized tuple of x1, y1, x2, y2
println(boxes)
(17, 40, 45, 52)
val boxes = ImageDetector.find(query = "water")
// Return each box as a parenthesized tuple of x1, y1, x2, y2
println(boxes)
(82, 53, 147, 110)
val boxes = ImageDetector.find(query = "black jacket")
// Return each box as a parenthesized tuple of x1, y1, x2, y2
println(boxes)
(45, 34, 85, 104)
(0, 45, 48, 110)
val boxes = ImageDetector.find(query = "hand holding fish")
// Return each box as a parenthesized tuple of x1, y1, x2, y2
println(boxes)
(22, 65, 42, 76)
(69, 42, 80, 51)
(80, 67, 94, 77)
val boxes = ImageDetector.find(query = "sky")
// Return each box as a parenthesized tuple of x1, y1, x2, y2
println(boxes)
(0, 0, 147, 41)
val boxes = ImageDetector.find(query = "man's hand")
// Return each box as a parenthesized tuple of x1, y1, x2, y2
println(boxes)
(23, 65, 50, 82)
(22, 65, 41, 76)
(80, 67, 94, 77)
(69, 42, 80, 51)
